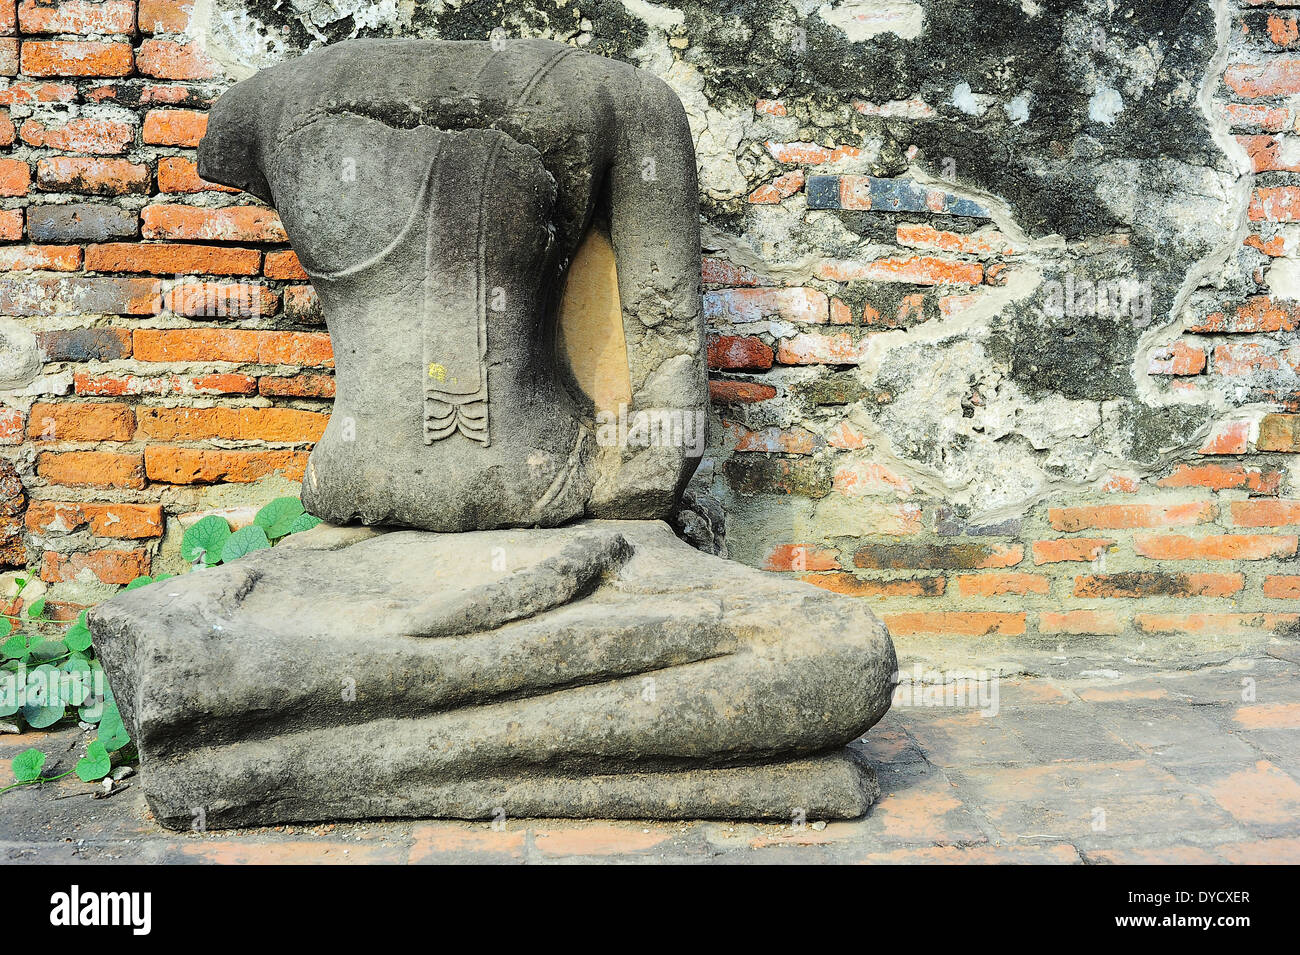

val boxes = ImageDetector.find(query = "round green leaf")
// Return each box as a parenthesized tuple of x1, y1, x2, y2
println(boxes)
(0, 616, 11, 638)
(1, 632, 29, 660)
(123, 575, 154, 591)
(254, 497, 305, 539)
(98, 699, 130, 752)
(181, 515, 232, 566)
(11, 748, 46, 783)
(30, 639, 66, 663)
(23, 664, 66, 728)
(25, 597, 45, 620)
(0, 666, 19, 718)
(64, 613, 92, 653)
(283, 512, 322, 536)
(220, 525, 271, 564)
(75, 740, 111, 782)
(61, 658, 92, 707)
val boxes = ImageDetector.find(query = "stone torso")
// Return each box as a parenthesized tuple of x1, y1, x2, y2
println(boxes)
(199, 39, 708, 532)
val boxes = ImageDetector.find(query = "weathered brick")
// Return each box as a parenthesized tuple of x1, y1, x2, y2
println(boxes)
(748, 169, 804, 204)
(896, 223, 1018, 257)
(1258, 413, 1300, 451)
(1073, 572, 1244, 598)
(1133, 534, 1298, 560)
(816, 256, 984, 285)
(1148, 342, 1206, 375)
(800, 573, 946, 597)
(36, 326, 130, 360)
(41, 547, 148, 584)
(19, 116, 134, 153)
(17, 0, 136, 34)
(138, 0, 194, 34)
(135, 406, 329, 443)
(0, 207, 21, 239)
(1032, 538, 1116, 564)
(765, 141, 859, 165)
(1249, 185, 1300, 221)
(0, 406, 23, 444)
(0, 156, 28, 195)
(1038, 610, 1123, 636)
(1157, 462, 1283, 494)
(26, 203, 136, 242)
(0, 244, 80, 270)
(0, 108, 11, 145)
(257, 373, 335, 398)
(36, 157, 149, 195)
(27, 401, 134, 441)
(75, 370, 257, 396)
(776, 331, 867, 365)
(1237, 134, 1300, 172)
(1199, 420, 1252, 455)
(141, 204, 286, 242)
(704, 286, 828, 324)
(157, 155, 238, 193)
(21, 40, 133, 77)
(162, 281, 279, 318)
(132, 328, 333, 365)
(730, 423, 821, 455)
(141, 108, 206, 145)
(135, 39, 216, 79)
(832, 460, 912, 496)
(708, 379, 776, 403)
(36, 449, 143, 488)
(263, 249, 307, 281)
(0, 275, 158, 315)
(1264, 575, 1300, 599)
(882, 611, 1025, 636)
(26, 501, 163, 538)
(763, 544, 839, 572)
(0, 80, 76, 105)
(853, 542, 1023, 570)
(702, 257, 761, 287)
(144, 446, 308, 483)
(1135, 613, 1299, 636)
(1047, 502, 1216, 531)
(1213, 342, 1282, 376)
(270, 285, 315, 324)
(1225, 59, 1300, 98)
(1192, 296, 1300, 333)
(955, 572, 1050, 596)
(1231, 500, 1300, 527)
(86, 241, 260, 276)
(707, 334, 773, 370)
(0, 1, 13, 36)
(257, 330, 334, 366)
(0, 36, 16, 75)
(1225, 103, 1288, 132)
(724, 456, 830, 497)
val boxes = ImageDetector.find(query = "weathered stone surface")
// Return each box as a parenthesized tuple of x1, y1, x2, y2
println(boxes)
(89, 520, 896, 829)
(198, 38, 706, 532)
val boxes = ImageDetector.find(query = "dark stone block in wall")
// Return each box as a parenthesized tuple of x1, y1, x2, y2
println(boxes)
(27, 204, 137, 243)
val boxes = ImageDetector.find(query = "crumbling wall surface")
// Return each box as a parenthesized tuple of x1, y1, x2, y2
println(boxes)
(0, 1, 1296, 658)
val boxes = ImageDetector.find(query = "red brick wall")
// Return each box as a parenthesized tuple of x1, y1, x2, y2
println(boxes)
(0, 1, 1297, 648)
(0, 1, 329, 607)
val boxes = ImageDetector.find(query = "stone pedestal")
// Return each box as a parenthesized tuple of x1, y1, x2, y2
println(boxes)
(89, 521, 895, 829)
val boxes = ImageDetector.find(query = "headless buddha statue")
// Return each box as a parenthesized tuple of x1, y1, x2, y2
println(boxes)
(198, 38, 706, 532)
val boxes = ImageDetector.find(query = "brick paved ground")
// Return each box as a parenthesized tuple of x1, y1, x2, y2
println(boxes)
(3, 646, 1299, 864)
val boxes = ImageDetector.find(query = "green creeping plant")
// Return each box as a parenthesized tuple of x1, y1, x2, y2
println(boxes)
(4, 497, 320, 794)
